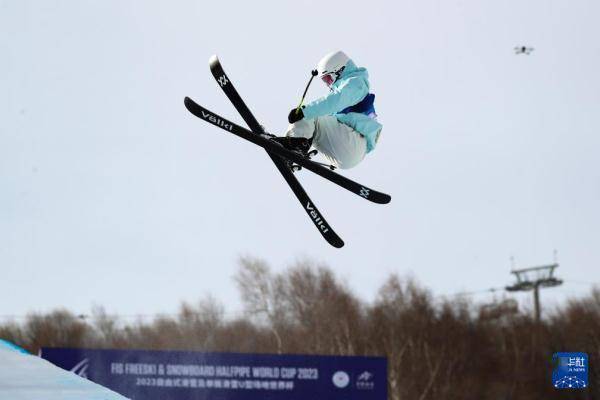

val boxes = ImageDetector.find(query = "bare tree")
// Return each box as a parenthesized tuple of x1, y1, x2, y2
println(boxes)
(177, 295, 224, 350)
(281, 261, 363, 355)
(234, 256, 287, 353)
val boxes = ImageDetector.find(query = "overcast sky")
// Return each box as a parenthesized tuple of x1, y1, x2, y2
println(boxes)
(2, 0, 599, 320)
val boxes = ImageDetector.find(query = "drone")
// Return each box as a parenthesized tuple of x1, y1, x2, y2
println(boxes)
(514, 46, 534, 55)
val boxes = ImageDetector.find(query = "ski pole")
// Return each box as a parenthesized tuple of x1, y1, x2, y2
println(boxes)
(296, 69, 318, 113)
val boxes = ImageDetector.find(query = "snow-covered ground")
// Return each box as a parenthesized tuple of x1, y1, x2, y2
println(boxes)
(0, 339, 129, 400)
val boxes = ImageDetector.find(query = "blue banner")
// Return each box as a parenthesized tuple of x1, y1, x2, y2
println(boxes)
(41, 347, 387, 400)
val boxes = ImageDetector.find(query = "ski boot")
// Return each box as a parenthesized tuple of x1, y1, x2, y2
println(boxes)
(270, 136, 314, 172)
(271, 136, 313, 157)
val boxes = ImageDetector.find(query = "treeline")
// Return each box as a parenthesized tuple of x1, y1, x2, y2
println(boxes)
(1, 257, 598, 399)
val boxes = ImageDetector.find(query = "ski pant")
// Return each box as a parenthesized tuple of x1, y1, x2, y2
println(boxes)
(285, 115, 367, 170)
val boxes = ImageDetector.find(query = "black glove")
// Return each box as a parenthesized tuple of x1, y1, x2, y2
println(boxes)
(288, 107, 304, 124)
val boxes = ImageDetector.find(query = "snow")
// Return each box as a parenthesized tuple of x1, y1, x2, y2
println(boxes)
(0, 340, 129, 400)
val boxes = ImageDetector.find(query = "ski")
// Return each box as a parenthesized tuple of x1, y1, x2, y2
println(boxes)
(197, 56, 344, 248)
(185, 97, 390, 205)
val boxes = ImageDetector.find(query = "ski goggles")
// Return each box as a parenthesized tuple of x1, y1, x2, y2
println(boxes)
(321, 73, 335, 86)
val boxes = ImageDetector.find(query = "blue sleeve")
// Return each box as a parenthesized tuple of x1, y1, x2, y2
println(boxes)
(302, 77, 368, 119)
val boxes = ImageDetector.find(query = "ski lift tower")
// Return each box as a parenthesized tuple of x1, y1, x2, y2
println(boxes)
(505, 262, 563, 323)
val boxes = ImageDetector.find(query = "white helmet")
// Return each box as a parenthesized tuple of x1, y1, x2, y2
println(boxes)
(316, 51, 351, 86)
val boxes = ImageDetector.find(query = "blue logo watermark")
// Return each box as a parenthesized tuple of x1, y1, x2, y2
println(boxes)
(552, 352, 588, 389)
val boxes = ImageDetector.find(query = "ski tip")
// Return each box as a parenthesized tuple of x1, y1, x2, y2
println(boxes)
(366, 191, 391, 204)
(184, 97, 204, 116)
(184, 96, 197, 110)
(332, 238, 345, 248)
(209, 54, 220, 67)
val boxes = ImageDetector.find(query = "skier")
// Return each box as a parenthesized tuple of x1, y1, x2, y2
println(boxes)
(185, 54, 391, 247)
(283, 51, 382, 170)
